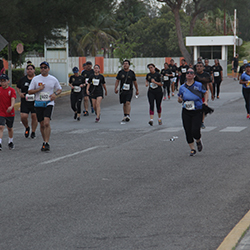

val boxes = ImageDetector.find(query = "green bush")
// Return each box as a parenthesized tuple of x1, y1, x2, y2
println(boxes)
(6, 68, 41, 85)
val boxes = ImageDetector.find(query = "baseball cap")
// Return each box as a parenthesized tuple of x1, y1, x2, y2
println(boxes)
(243, 59, 248, 64)
(40, 61, 50, 68)
(72, 67, 79, 73)
(0, 74, 9, 80)
(86, 61, 92, 65)
(246, 63, 250, 67)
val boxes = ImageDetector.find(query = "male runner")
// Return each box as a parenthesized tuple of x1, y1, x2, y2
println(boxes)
(115, 60, 139, 122)
(16, 64, 38, 138)
(28, 61, 62, 152)
(238, 59, 248, 80)
(169, 59, 178, 96)
(232, 54, 239, 80)
(0, 74, 16, 150)
(195, 62, 214, 129)
(81, 61, 94, 115)
(178, 59, 189, 85)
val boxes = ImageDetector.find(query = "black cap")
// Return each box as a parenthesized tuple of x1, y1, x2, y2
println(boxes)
(0, 74, 9, 80)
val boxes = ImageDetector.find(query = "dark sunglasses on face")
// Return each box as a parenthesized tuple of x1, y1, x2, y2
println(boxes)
(186, 71, 194, 75)
(40, 66, 48, 69)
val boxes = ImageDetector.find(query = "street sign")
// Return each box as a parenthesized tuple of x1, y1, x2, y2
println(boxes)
(16, 43, 24, 54)
(236, 38, 243, 46)
(0, 34, 8, 51)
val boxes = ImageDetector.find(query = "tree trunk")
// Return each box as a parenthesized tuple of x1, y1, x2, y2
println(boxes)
(173, 8, 192, 64)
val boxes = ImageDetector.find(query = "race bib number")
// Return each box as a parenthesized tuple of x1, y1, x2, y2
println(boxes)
(93, 79, 100, 86)
(163, 76, 169, 81)
(181, 68, 187, 73)
(150, 82, 158, 89)
(246, 81, 250, 88)
(74, 86, 81, 92)
(39, 92, 50, 101)
(85, 78, 89, 84)
(214, 72, 219, 77)
(25, 94, 35, 102)
(123, 83, 130, 90)
(184, 101, 195, 110)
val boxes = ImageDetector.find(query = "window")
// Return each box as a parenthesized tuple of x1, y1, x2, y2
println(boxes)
(200, 46, 221, 59)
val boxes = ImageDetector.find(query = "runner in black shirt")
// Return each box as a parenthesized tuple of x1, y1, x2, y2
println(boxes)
(146, 63, 163, 126)
(195, 62, 214, 129)
(115, 60, 139, 122)
(69, 67, 84, 121)
(16, 64, 38, 139)
(87, 64, 107, 123)
(204, 59, 212, 75)
(161, 63, 172, 100)
(81, 61, 94, 116)
(232, 53, 239, 80)
(212, 59, 223, 99)
(178, 59, 189, 85)
(169, 59, 178, 96)
(238, 59, 248, 80)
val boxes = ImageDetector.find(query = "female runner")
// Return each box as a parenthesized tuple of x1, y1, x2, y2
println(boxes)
(212, 59, 223, 99)
(146, 63, 163, 126)
(87, 64, 107, 122)
(178, 68, 208, 156)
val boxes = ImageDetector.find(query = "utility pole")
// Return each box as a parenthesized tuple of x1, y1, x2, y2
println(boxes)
(8, 42, 12, 87)
(224, 0, 226, 35)
(233, 9, 237, 57)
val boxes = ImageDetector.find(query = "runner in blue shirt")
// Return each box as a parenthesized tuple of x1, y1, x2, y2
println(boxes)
(178, 68, 208, 156)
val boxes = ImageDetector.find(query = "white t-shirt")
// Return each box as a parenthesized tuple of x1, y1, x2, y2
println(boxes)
(28, 74, 62, 106)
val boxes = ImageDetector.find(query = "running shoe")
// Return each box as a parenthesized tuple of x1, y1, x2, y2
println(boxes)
(190, 149, 196, 156)
(158, 119, 162, 125)
(25, 126, 30, 138)
(30, 132, 36, 139)
(74, 113, 77, 119)
(77, 117, 80, 121)
(122, 117, 127, 122)
(172, 93, 174, 96)
(163, 96, 166, 101)
(201, 122, 206, 129)
(91, 107, 95, 113)
(83, 111, 89, 116)
(217, 96, 219, 99)
(41, 142, 45, 152)
(247, 114, 250, 119)
(196, 140, 203, 152)
(8, 142, 15, 150)
(95, 117, 100, 123)
(44, 142, 50, 152)
(0, 144, 2, 151)
(168, 95, 170, 100)
(125, 115, 130, 122)
(148, 120, 153, 126)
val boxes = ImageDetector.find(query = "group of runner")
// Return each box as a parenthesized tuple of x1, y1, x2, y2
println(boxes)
(0, 57, 248, 155)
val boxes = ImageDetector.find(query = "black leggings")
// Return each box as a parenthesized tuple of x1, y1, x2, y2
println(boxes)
(148, 89, 163, 115)
(71, 93, 82, 113)
(213, 80, 222, 97)
(182, 108, 203, 144)
(242, 87, 250, 114)
(163, 81, 171, 97)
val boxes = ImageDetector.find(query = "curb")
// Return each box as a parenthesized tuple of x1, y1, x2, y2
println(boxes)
(217, 210, 250, 250)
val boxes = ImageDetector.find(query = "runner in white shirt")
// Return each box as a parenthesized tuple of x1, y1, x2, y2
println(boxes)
(28, 61, 62, 152)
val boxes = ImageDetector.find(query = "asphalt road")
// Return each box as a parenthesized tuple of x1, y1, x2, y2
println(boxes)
(1, 77, 250, 250)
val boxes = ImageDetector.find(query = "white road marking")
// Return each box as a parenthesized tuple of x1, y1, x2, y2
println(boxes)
(41, 146, 101, 165)
(220, 127, 247, 132)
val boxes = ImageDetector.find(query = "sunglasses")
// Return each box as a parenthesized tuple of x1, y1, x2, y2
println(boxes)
(186, 71, 194, 75)
(40, 66, 48, 69)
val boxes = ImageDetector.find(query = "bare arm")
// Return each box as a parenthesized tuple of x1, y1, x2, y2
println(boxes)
(16, 87, 25, 98)
(6, 97, 15, 113)
(114, 79, 119, 94)
(103, 83, 107, 96)
(133, 81, 139, 95)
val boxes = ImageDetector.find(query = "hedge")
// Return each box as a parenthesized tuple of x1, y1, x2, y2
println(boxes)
(6, 68, 41, 85)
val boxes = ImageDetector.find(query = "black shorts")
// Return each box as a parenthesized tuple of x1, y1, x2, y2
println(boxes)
(0, 116, 15, 128)
(20, 99, 36, 114)
(119, 90, 133, 104)
(82, 86, 89, 98)
(35, 105, 54, 122)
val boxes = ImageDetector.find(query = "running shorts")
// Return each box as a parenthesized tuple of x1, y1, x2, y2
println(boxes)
(119, 90, 133, 104)
(0, 116, 15, 128)
(35, 105, 54, 122)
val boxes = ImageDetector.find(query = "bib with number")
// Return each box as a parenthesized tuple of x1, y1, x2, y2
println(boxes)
(184, 101, 195, 110)
(214, 72, 219, 77)
(39, 92, 50, 101)
(74, 86, 81, 92)
(25, 94, 35, 102)
(181, 68, 187, 73)
(246, 81, 250, 88)
(123, 83, 130, 90)
(163, 76, 169, 81)
(93, 79, 100, 86)
(150, 82, 158, 89)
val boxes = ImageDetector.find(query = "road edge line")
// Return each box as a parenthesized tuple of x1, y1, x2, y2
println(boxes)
(217, 210, 250, 250)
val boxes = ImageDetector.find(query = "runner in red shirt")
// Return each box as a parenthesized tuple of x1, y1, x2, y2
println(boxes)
(0, 74, 16, 150)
